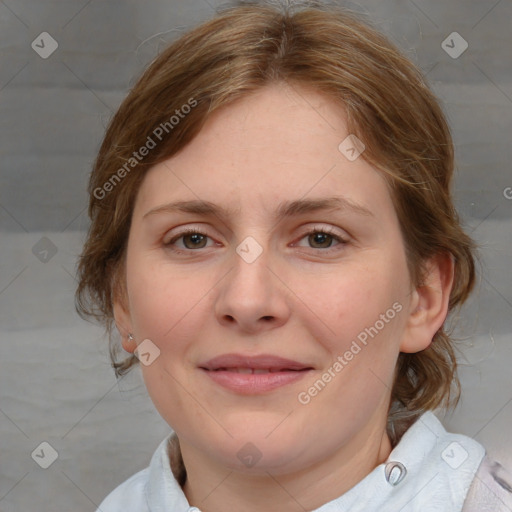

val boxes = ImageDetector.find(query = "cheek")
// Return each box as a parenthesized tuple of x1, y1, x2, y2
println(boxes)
(124, 257, 213, 420)
(293, 258, 408, 353)
(296, 271, 404, 414)
(125, 253, 204, 351)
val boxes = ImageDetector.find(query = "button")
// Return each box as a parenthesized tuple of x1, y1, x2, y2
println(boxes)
(385, 461, 407, 486)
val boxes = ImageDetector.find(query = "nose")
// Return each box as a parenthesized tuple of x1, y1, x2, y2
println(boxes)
(214, 245, 291, 335)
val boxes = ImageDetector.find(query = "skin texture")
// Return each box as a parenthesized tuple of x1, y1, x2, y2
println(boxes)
(114, 82, 454, 512)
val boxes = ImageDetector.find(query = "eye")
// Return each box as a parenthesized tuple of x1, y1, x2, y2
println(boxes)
(295, 226, 348, 251)
(164, 228, 215, 251)
(163, 226, 348, 254)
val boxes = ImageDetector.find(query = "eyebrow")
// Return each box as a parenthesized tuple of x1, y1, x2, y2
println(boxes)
(142, 196, 374, 221)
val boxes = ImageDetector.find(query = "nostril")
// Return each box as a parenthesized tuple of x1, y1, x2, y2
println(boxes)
(261, 316, 273, 321)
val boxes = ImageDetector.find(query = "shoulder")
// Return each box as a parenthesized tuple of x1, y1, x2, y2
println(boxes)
(462, 455, 512, 511)
(95, 467, 150, 512)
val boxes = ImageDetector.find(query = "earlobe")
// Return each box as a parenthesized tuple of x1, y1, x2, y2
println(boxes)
(400, 253, 454, 354)
(122, 333, 137, 353)
(113, 299, 136, 353)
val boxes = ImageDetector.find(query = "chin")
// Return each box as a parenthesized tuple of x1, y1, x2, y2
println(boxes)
(215, 426, 309, 474)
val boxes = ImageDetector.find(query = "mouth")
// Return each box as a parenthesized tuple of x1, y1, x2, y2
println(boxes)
(199, 354, 313, 394)
(208, 367, 306, 374)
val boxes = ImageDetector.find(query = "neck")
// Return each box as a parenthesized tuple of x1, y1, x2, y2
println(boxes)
(180, 415, 393, 512)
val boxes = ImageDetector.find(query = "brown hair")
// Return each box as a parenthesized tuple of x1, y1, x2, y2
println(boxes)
(75, 0, 475, 442)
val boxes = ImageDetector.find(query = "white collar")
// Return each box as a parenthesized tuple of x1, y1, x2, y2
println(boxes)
(146, 411, 485, 511)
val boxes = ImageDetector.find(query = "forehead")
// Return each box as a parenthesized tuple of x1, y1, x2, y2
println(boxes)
(133, 83, 396, 223)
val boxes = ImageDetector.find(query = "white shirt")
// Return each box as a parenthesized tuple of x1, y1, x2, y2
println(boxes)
(97, 411, 487, 511)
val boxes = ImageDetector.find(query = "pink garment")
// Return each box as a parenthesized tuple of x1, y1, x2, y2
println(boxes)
(462, 455, 512, 511)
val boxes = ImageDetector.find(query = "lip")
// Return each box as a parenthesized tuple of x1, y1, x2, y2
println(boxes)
(199, 353, 313, 394)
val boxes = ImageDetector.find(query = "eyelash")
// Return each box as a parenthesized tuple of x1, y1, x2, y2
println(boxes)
(163, 226, 348, 255)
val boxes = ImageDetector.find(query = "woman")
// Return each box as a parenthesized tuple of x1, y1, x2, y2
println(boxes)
(76, 1, 512, 510)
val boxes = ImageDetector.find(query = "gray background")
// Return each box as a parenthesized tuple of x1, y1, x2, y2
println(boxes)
(0, 0, 511, 510)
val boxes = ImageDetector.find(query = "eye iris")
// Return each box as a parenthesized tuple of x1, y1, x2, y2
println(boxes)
(309, 232, 332, 248)
(183, 233, 207, 249)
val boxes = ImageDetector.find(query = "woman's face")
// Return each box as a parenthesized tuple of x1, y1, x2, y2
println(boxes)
(115, 83, 423, 474)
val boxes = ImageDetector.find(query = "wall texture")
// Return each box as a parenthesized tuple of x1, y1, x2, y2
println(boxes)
(0, 1, 511, 510)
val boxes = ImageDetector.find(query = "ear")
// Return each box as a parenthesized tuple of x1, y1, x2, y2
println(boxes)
(113, 296, 137, 354)
(400, 253, 454, 353)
